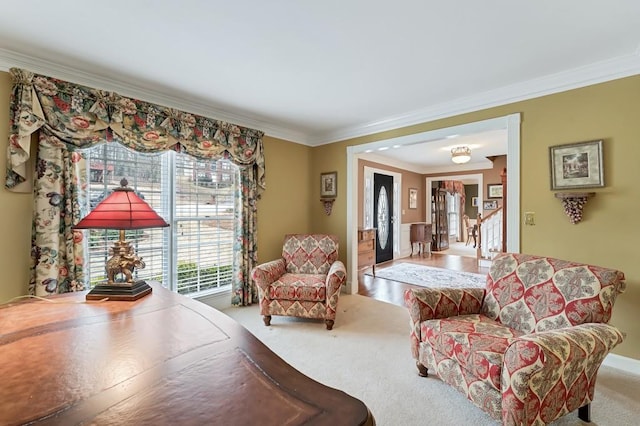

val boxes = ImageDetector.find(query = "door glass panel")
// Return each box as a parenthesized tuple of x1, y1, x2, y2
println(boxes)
(377, 186, 389, 249)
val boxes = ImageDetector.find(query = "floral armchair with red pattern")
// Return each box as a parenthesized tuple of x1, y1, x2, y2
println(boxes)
(404, 253, 626, 425)
(251, 234, 346, 330)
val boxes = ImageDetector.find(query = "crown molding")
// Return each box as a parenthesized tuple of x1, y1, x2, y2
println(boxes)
(0, 48, 310, 144)
(309, 51, 640, 146)
(358, 152, 493, 175)
(3, 48, 639, 148)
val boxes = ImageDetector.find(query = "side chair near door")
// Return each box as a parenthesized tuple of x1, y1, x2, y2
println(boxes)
(405, 253, 626, 425)
(251, 234, 346, 330)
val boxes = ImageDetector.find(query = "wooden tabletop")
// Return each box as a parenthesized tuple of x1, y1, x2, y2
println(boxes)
(0, 283, 373, 425)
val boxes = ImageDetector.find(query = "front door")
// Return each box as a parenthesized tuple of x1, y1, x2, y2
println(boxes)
(373, 173, 394, 264)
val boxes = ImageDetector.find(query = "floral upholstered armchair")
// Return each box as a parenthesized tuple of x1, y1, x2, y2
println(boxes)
(251, 234, 346, 330)
(404, 253, 626, 425)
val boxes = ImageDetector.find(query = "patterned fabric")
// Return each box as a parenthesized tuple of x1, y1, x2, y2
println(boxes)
(251, 234, 346, 324)
(422, 314, 524, 392)
(282, 234, 339, 275)
(483, 253, 626, 333)
(404, 253, 626, 425)
(269, 274, 327, 302)
(6, 68, 265, 304)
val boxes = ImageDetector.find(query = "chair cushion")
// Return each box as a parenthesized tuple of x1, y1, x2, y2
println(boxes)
(268, 273, 326, 302)
(422, 314, 524, 391)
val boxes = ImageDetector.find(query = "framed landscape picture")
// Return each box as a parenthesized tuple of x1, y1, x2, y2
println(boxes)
(549, 139, 604, 190)
(320, 171, 337, 198)
(487, 184, 503, 199)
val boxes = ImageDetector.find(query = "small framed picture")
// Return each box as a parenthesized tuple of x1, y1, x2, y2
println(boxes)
(408, 188, 418, 209)
(471, 196, 478, 207)
(487, 184, 503, 199)
(483, 200, 498, 210)
(320, 171, 337, 198)
(549, 139, 604, 190)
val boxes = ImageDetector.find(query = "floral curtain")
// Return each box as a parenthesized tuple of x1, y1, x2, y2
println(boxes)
(6, 68, 265, 305)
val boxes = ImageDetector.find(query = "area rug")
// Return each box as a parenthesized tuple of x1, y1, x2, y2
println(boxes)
(221, 295, 639, 426)
(366, 262, 486, 288)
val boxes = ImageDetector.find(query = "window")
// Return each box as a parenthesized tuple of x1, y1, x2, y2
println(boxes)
(81, 143, 237, 296)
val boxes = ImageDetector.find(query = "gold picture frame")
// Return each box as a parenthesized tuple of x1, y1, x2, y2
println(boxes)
(320, 171, 337, 198)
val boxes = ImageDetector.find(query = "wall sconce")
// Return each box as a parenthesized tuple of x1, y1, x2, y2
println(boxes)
(321, 198, 335, 216)
(554, 192, 595, 224)
(451, 146, 471, 164)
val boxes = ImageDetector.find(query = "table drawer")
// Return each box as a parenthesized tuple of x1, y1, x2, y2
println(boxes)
(358, 239, 375, 253)
(358, 252, 375, 267)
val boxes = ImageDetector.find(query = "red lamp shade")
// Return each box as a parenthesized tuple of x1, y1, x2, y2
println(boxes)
(75, 180, 169, 230)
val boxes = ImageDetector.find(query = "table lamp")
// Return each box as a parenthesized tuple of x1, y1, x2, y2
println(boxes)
(74, 178, 169, 301)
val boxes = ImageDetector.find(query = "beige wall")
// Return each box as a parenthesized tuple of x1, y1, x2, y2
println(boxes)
(1, 70, 639, 360)
(0, 72, 32, 301)
(255, 136, 313, 263)
(312, 75, 640, 360)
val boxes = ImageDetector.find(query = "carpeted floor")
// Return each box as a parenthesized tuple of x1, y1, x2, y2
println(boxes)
(367, 262, 486, 288)
(222, 294, 639, 426)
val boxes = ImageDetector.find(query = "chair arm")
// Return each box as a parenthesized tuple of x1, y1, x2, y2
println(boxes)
(251, 259, 286, 291)
(325, 260, 346, 296)
(501, 323, 624, 425)
(324, 260, 347, 320)
(404, 288, 485, 359)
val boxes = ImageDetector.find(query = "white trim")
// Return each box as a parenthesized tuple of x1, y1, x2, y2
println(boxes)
(426, 173, 484, 227)
(0, 48, 308, 144)
(347, 114, 521, 288)
(1, 48, 638, 146)
(194, 288, 232, 311)
(310, 52, 640, 145)
(603, 353, 640, 376)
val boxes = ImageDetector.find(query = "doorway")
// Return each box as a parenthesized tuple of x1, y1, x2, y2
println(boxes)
(346, 114, 521, 295)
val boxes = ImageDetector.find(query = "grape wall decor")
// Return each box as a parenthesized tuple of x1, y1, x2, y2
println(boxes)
(554, 192, 595, 224)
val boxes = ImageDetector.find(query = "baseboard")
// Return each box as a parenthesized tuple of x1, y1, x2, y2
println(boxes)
(195, 289, 232, 311)
(603, 353, 640, 376)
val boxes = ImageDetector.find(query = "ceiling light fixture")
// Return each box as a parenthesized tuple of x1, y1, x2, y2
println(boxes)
(451, 146, 471, 164)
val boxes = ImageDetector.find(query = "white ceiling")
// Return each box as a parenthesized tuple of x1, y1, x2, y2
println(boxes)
(0, 0, 639, 151)
(359, 129, 507, 174)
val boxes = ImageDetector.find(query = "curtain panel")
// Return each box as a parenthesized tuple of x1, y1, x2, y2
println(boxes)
(6, 68, 265, 305)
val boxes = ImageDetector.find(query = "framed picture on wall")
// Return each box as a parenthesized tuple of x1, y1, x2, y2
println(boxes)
(549, 139, 604, 190)
(320, 171, 337, 198)
(483, 200, 498, 210)
(408, 188, 418, 209)
(487, 184, 503, 199)
(471, 196, 478, 207)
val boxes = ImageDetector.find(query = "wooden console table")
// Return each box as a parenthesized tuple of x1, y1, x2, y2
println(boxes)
(0, 283, 373, 425)
(357, 228, 376, 275)
(410, 223, 432, 256)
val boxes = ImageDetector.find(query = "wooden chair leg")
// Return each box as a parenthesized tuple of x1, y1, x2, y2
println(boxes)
(263, 315, 271, 326)
(325, 319, 334, 330)
(578, 404, 591, 422)
(416, 362, 428, 377)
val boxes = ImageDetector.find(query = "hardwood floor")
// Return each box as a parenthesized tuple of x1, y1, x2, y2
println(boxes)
(357, 252, 490, 307)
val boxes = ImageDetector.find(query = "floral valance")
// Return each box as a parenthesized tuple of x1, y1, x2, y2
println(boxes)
(6, 67, 265, 192)
(440, 180, 466, 203)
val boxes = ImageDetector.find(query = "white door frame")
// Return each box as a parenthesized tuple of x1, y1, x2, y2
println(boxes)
(346, 113, 520, 294)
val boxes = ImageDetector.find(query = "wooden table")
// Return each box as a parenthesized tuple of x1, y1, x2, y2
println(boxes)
(409, 223, 432, 256)
(0, 283, 373, 425)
